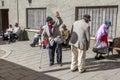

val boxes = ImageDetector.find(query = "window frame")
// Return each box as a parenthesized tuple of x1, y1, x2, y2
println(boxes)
(26, 8, 46, 30)
(75, 6, 118, 39)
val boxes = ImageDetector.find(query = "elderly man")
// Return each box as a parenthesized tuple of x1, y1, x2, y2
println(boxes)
(9, 22, 21, 42)
(69, 14, 91, 73)
(42, 11, 63, 66)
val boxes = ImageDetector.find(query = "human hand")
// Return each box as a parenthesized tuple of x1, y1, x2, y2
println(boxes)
(55, 11, 60, 18)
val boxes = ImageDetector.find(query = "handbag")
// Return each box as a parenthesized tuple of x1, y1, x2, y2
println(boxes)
(49, 37, 55, 46)
(54, 36, 63, 44)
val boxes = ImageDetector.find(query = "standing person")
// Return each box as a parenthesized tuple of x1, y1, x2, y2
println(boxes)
(69, 15, 91, 73)
(94, 20, 112, 60)
(42, 11, 63, 66)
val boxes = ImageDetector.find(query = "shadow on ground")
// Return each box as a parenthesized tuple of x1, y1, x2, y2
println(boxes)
(86, 54, 120, 72)
(0, 59, 60, 80)
(41, 54, 120, 74)
(0, 37, 8, 45)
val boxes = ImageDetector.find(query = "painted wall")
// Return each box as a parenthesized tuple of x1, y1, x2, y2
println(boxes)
(0, 0, 120, 37)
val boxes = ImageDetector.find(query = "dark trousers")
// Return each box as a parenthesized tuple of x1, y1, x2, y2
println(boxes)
(9, 33, 17, 42)
(32, 37, 39, 46)
(48, 43, 62, 64)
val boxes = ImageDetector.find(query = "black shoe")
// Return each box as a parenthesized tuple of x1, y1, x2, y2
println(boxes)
(49, 63, 54, 66)
(95, 56, 100, 60)
(59, 63, 62, 66)
(99, 56, 105, 59)
(57, 63, 62, 66)
(30, 44, 35, 47)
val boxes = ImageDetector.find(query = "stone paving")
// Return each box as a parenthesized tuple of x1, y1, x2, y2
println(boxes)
(0, 49, 5, 57)
(0, 38, 120, 80)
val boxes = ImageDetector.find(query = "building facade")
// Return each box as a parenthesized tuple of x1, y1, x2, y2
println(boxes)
(0, 0, 120, 39)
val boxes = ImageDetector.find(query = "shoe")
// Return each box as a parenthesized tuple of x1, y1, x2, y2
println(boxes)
(30, 44, 35, 47)
(79, 69, 86, 73)
(57, 63, 62, 66)
(71, 68, 78, 72)
(59, 63, 62, 66)
(95, 56, 100, 60)
(49, 63, 54, 66)
(99, 55, 105, 59)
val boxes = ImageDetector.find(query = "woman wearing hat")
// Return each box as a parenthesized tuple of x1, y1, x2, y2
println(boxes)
(93, 20, 112, 60)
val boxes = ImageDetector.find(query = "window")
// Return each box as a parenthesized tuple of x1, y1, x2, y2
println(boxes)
(26, 8, 46, 29)
(76, 6, 118, 39)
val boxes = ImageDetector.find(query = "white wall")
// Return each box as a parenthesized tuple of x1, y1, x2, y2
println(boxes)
(1, 0, 120, 37)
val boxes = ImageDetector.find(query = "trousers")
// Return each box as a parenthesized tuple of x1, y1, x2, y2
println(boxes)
(48, 43, 62, 64)
(71, 45, 86, 72)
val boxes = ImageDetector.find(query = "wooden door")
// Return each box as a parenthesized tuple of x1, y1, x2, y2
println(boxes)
(1, 9, 9, 32)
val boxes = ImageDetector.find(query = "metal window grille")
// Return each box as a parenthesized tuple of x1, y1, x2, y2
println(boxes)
(76, 6, 118, 39)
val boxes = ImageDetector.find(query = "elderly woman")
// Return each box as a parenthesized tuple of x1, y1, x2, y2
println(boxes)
(94, 20, 112, 60)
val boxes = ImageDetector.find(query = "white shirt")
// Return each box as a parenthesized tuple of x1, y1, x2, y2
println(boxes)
(13, 26, 20, 33)
(34, 33, 40, 38)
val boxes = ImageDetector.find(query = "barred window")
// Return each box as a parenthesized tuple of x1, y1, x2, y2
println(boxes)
(26, 8, 46, 29)
(76, 6, 118, 39)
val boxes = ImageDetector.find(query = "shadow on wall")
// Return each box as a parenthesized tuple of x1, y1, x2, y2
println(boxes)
(0, 59, 60, 80)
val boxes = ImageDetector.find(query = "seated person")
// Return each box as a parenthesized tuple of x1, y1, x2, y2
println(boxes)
(2, 24, 13, 40)
(9, 22, 21, 42)
(39, 26, 49, 49)
(30, 32, 40, 47)
(60, 24, 70, 47)
(30, 26, 43, 47)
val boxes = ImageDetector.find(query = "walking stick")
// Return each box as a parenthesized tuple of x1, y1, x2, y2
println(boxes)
(39, 45, 47, 69)
(39, 46, 43, 69)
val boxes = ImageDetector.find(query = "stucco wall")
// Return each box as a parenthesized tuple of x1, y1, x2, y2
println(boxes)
(1, 0, 120, 38)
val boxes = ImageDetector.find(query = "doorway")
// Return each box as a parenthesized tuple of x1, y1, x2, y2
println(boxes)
(0, 9, 9, 33)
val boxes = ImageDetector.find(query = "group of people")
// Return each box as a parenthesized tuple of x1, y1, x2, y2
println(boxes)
(2, 22, 21, 43)
(30, 11, 111, 73)
(30, 18, 71, 49)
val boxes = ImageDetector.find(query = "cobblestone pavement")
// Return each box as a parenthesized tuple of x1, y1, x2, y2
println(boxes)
(0, 39, 120, 80)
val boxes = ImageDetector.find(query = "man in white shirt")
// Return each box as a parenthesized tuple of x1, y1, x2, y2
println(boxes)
(13, 23, 21, 35)
(9, 22, 21, 42)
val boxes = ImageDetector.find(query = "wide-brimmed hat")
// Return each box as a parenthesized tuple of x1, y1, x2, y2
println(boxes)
(83, 14, 91, 21)
(105, 20, 112, 26)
